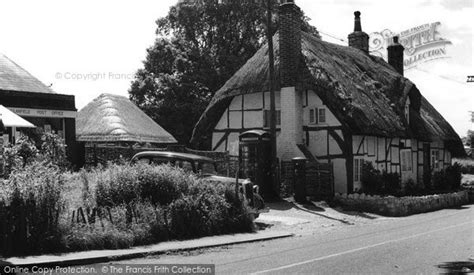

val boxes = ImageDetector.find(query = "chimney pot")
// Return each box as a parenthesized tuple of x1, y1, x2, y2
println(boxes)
(354, 11, 362, 32)
(348, 11, 369, 53)
(393, 36, 399, 44)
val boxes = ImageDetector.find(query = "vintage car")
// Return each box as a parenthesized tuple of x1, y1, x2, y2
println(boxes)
(130, 151, 266, 216)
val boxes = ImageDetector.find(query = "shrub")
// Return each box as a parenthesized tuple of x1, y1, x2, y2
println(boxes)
(0, 161, 65, 256)
(361, 162, 382, 194)
(39, 132, 69, 169)
(2, 136, 38, 176)
(2, 133, 69, 177)
(361, 162, 400, 195)
(94, 164, 194, 207)
(432, 164, 462, 191)
(446, 163, 462, 190)
(2, 162, 254, 256)
(167, 182, 253, 239)
(404, 178, 424, 196)
(382, 171, 401, 195)
(453, 158, 474, 174)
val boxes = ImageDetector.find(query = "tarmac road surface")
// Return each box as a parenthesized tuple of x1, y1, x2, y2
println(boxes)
(116, 204, 474, 274)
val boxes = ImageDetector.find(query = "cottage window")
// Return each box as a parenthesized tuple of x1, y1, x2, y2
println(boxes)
(430, 149, 440, 170)
(401, 150, 412, 172)
(309, 108, 326, 124)
(318, 108, 326, 123)
(309, 109, 316, 124)
(354, 158, 363, 182)
(263, 110, 281, 127)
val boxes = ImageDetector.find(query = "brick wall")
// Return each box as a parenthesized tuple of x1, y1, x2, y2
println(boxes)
(388, 37, 405, 76)
(279, 2, 301, 88)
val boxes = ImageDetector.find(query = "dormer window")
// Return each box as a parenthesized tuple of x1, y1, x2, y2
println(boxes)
(405, 98, 410, 124)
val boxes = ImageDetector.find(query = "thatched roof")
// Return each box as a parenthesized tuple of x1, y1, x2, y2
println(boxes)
(77, 93, 177, 144)
(191, 32, 464, 156)
(0, 53, 54, 94)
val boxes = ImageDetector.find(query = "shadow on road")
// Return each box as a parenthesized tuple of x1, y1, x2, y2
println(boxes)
(266, 199, 354, 225)
(437, 260, 474, 274)
(329, 206, 379, 220)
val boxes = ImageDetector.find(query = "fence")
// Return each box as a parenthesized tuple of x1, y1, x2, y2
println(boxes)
(305, 162, 334, 199)
(281, 159, 334, 200)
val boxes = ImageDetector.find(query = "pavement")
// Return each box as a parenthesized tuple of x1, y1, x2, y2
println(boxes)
(4, 230, 292, 268)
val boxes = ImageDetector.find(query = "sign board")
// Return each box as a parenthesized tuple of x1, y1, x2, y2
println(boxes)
(7, 107, 77, 118)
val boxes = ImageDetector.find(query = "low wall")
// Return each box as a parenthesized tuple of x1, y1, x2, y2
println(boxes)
(462, 186, 474, 203)
(334, 191, 469, 216)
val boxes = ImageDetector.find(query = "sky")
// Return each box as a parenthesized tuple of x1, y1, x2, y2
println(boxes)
(0, 0, 472, 137)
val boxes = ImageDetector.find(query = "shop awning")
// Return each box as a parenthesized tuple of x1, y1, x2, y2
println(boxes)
(0, 105, 36, 128)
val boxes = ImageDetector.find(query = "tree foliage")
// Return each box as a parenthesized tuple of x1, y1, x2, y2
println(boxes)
(129, 0, 319, 145)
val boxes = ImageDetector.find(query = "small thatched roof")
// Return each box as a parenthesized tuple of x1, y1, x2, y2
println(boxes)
(191, 32, 464, 156)
(77, 93, 177, 144)
(0, 53, 54, 94)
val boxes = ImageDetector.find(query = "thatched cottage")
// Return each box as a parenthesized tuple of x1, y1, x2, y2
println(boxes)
(76, 93, 177, 165)
(191, 1, 464, 193)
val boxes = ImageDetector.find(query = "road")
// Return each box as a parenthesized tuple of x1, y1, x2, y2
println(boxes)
(108, 204, 474, 274)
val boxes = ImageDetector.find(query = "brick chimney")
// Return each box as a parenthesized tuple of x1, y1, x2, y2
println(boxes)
(387, 36, 405, 76)
(348, 11, 369, 53)
(277, 0, 305, 160)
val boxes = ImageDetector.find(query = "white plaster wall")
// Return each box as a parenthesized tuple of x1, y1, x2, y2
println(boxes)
(227, 132, 240, 156)
(308, 130, 327, 156)
(244, 93, 264, 109)
(212, 132, 225, 151)
(303, 90, 341, 127)
(229, 111, 242, 129)
(229, 95, 242, 110)
(328, 134, 342, 155)
(244, 110, 263, 128)
(215, 111, 227, 130)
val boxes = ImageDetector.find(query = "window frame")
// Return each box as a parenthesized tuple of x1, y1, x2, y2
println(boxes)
(354, 158, 363, 183)
(308, 107, 326, 125)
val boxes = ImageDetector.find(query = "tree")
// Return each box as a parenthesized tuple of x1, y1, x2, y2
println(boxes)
(129, 0, 319, 145)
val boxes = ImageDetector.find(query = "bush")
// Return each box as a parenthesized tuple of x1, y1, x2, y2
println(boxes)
(1, 162, 254, 256)
(446, 163, 462, 190)
(0, 161, 65, 256)
(453, 158, 474, 174)
(432, 164, 462, 191)
(2, 136, 38, 176)
(94, 164, 193, 207)
(2, 133, 69, 177)
(39, 132, 69, 169)
(361, 162, 382, 194)
(361, 162, 400, 195)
